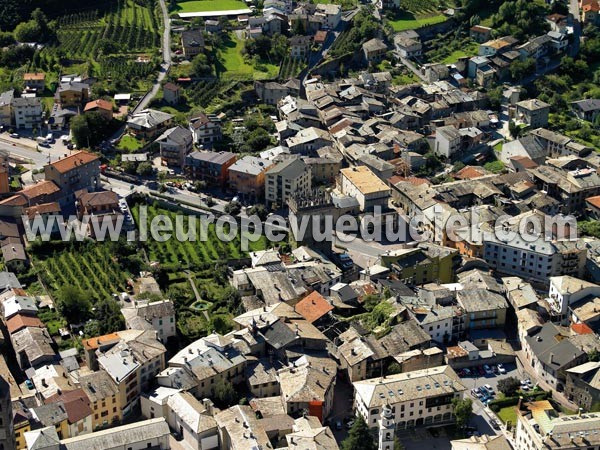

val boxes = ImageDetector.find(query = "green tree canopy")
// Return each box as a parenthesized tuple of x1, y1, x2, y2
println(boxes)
(341, 415, 376, 450)
(452, 397, 473, 429)
(497, 376, 521, 397)
(55, 285, 92, 324)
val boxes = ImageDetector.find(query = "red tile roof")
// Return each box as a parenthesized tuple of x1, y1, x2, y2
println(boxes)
(6, 314, 45, 334)
(454, 165, 488, 180)
(46, 151, 99, 174)
(84, 99, 113, 112)
(46, 389, 92, 424)
(572, 322, 594, 335)
(294, 291, 333, 323)
(586, 196, 600, 209)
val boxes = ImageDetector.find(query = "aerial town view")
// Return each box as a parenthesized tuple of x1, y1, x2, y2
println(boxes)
(1, 0, 600, 449)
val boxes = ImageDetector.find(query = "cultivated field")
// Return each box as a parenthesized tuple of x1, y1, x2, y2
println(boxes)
(174, 0, 247, 13)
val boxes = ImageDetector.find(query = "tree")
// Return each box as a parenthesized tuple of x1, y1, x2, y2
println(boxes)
(55, 286, 92, 324)
(224, 200, 241, 215)
(589, 348, 600, 362)
(341, 416, 376, 450)
(508, 120, 521, 139)
(497, 376, 521, 396)
(247, 204, 268, 221)
(192, 53, 212, 77)
(70, 112, 110, 148)
(214, 379, 237, 408)
(14, 20, 41, 42)
(510, 58, 536, 81)
(136, 162, 153, 176)
(452, 398, 473, 429)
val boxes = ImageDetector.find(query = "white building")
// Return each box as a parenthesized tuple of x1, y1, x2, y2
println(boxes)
(12, 97, 42, 129)
(339, 166, 391, 212)
(514, 400, 600, 450)
(547, 276, 600, 321)
(353, 365, 465, 430)
(315, 3, 342, 28)
(121, 299, 176, 341)
(166, 392, 218, 450)
(434, 126, 462, 158)
(265, 158, 311, 209)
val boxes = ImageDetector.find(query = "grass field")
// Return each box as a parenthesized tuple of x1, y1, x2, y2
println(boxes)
(215, 34, 279, 80)
(174, 0, 247, 13)
(388, 12, 447, 31)
(497, 406, 517, 425)
(439, 45, 478, 64)
(117, 134, 145, 151)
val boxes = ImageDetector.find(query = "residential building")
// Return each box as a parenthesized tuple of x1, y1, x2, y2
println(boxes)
(514, 400, 600, 450)
(479, 37, 515, 57)
(394, 35, 422, 59)
(339, 166, 391, 212)
(156, 126, 193, 167)
(254, 81, 289, 106)
(23, 72, 46, 90)
(515, 99, 551, 128)
(45, 389, 93, 438)
(452, 435, 512, 450)
(523, 323, 586, 391)
(0, 90, 13, 127)
(181, 29, 205, 58)
(24, 418, 170, 450)
(265, 158, 311, 209)
(353, 365, 466, 429)
(286, 416, 339, 450)
(83, 99, 113, 121)
(166, 392, 218, 450)
(456, 289, 508, 330)
(75, 190, 121, 238)
(469, 26, 492, 43)
(304, 156, 341, 185)
(189, 113, 222, 146)
(227, 156, 273, 201)
(126, 109, 173, 139)
(547, 276, 600, 322)
(571, 99, 600, 122)
(56, 81, 90, 107)
(434, 126, 462, 158)
(44, 151, 101, 198)
(215, 405, 271, 450)
(363, 38, 388, 64)
(121, 299, 176, 342)
(409, 304, 454, 344)
(565, 361, 600, 411)
(285, 127, 332, 155)
(184, 151, 236, 186)
(290, 35, 311, 59)
(162, 82, 181, 105)
(380, 244, 459, 285)
(97, 330, 167, 417)
(315, 3, 341, 28)
(278, 355, 336, 421)
(158, 333, 247, 401)
(12, 97, 42, 129)
(11, 326, 55, 370)
(79, 370, 122, 430)
(483, 234, 586, 285)
(0, 375, 14, 450)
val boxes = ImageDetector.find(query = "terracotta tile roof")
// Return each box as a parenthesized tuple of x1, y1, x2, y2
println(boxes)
(572, 322, 594, 335)
(21, 180, 61, 200)
(314, 30, 328, 44)
(23, 72, 45, 81)
(46, 151, 99, 174)
(586, 196, 600, 209)
(454, 165, 489, 180)
(24, 202, 61, 219)
(6, 314, 45, 334)
(45, 389, 92, 424)
(294, 291, 333, 323)
(163, 82, 180, 92)
(83, 99, 113, 112)
(389, 175, 431, 186)
(77, 190, 118, 208)
(0, 195, 27, 207)
(82, 332, 120, 350)
(509, 155, 539, 169)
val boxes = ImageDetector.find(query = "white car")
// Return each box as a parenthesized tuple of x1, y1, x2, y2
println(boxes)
(497, 364, 506, 374)
(484, 384, 494, 394)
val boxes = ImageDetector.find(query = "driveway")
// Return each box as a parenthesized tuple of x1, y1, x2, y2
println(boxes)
(329, 375, 355, 443)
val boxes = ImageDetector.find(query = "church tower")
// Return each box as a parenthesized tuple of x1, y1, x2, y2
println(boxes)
(378, 403, 395, 450)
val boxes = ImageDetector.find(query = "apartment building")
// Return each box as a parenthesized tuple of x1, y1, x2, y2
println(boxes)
(155, 126, 193, 167)
(189, 113, 222, 146)
(265, 158, 311, 209)
(79, 370, 122, 430)
(227, 156, 273, 201)
(121, 299, 176, 342)
(44, 151, 101, 199)
(12, 97, 42, 129)
(184, 151, 236, 186)
(339, 166, 391, 212)
(353, 365, 465, 430)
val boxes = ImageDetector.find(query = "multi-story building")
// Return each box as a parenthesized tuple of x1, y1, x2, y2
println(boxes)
(23, 73, 45, 90)
(434, 126, 462, 158)
(227, 156, 273, 201)
(565, 361, 600, 411)
(339, 166, 391, 212)
(483, 234, 586, 285)
(75, 190, 121, 238)
(184, 151, 236, 186)
(181, 29, 205, 58)
(126, 109, 173, 139)
(315, 3, 341, 28)
(79, 370, 122, 430)
(83, 99, 113, 122)
(0, 375, 15, 450)
(97, 331, 167, 417)
(56, 81, 90, 107)
(516, 99, 551, 129)
(44, 151, 101, 201)
(0, 90, 13, 127)
(121, 299, 176, 342)
(189, 113, 222, 147)
(547, 276, 600, 323)
(514, 400, 600, 450)
(353, 365, 466, 430)
(155, 126, 193, 167)
(265, 158, 311, 209)
(456, 289, 508, 331)
(12, 97, 42, 129)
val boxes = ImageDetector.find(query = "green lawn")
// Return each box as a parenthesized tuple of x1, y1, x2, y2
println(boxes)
(388, 12, 447, 32)
(439, 44, 479, 64)
(117, 134, 145, 151)
(497, 406, 518, 425)
(215, 34, 279, 80)
(174, 0, 247, 13)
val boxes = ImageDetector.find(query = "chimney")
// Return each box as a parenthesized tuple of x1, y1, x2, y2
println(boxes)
(549, 353, 554, 364)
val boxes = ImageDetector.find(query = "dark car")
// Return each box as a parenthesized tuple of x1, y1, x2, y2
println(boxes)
(490, 419, 501, 430)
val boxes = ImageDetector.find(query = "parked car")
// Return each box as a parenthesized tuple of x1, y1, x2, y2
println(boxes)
(25, 379, 34, 390)
(483, 365, 493, 375)
(335, 420, 343, 430)
(497, 363, 506, 374)
(10, 133, 19, 138)
(484, 384, 494, 394)
(490, 419, 501, 430)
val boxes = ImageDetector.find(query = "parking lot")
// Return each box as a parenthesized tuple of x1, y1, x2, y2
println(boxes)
(458, 363, 525, 402)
